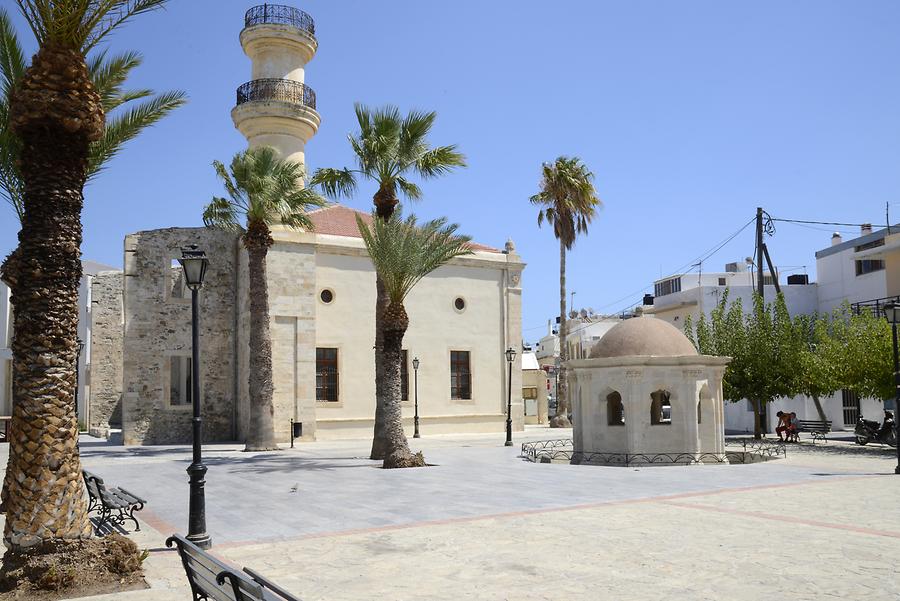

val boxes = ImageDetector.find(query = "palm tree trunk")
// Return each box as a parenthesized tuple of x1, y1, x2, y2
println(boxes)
(551, 238, 571, 428)
(381, 303, 424, 469)
(244, 228, 277, 451)
(369, 276, 388, 459)
(370, 186, 398, 460)
(0, 46, 101, 547)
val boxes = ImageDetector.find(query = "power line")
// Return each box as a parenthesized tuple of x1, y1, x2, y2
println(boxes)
(600, 216, 756, 314)
(771, 217, 890, 228)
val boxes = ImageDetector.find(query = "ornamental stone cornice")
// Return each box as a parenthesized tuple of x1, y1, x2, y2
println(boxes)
(240, 24, 318, 64)
(231, 103, 320, 141)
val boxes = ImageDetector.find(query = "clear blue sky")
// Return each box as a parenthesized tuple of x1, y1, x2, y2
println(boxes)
(3, 1, 900, 342)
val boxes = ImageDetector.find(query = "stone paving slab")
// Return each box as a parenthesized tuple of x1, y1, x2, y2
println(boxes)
(0, 428, 897, 600)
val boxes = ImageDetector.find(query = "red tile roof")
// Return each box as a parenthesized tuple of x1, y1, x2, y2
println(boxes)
(307, 205, 501, 253)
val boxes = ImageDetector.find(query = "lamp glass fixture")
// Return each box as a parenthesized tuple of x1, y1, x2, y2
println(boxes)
(412, 357, 419, 370)
(505, 347, 517, 363)
(178, 245, 209, 290)
(887, 303, 900, 325)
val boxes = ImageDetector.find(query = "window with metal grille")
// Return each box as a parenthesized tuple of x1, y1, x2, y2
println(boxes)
(450, 351, 471, 400)
(401, 350, 409, 401)
(316, 348, 339, 402)
(842, 389, 860, 426)
(654, 277, 681, 297)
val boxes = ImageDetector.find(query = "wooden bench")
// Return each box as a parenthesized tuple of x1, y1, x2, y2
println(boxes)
(797, 420, 831, 443)
(82, 470, 146, 532)
(166, 534, 300, 601)
(0, 416, 10, 443)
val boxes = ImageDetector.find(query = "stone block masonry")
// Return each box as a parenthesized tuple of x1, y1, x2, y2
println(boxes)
(121, 227, 239, 445)
(89, 270, 123, 436)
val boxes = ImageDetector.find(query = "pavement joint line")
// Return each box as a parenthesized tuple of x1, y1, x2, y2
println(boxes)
(210, 472, 880, 551)
(657, 499, 900, 539)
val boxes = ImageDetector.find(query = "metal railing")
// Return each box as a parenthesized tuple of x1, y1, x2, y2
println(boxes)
(244, 4, 315, 36)
(851, 295, 900, 318)
(236, 79, 317, 110)
(520, 438, 786, 466)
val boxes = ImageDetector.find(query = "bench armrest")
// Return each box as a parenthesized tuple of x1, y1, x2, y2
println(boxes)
(115, 487, 147, 505)
(243, 567, 301, 601)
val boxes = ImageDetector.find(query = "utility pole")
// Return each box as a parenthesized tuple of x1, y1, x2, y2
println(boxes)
(756, 207, 764, 301)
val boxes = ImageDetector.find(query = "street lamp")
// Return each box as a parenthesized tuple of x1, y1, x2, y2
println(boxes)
(412, 356, 420, 438)
(505, 346, 516, 447)
(884, 303, 900, 475)
(178, 245, 212, 549)
(74, 338, 85, 431)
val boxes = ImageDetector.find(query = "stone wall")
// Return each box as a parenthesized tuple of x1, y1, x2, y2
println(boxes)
(122, 227, 239, 445)
(89, 271, 124, 436)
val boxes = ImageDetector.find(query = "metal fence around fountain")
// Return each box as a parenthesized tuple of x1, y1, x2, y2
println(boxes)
(520, 438, 786, 466)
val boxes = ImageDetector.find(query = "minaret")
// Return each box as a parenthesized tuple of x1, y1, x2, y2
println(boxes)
(232, 4, 320, 167)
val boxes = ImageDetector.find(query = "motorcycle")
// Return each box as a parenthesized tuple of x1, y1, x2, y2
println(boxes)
(855, 416, 897, 447)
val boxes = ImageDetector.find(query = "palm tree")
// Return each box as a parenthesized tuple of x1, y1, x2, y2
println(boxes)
(311, 104, 465, 460)
(356, 213, 472, 468)
(0, 0, 170, 551)
(204, 146, 326, 451)
(0, 8, 186, 221)
(530, 157, 601, 428)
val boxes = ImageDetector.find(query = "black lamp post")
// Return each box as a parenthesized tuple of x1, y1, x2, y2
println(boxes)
(74, 338, 84, 430)
(178, 245, 212, 549)
(884, 303, 900, 475)
(505, 346, 516, 446)
(413, 356, 420, 438)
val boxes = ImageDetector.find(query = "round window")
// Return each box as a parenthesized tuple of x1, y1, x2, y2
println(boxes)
(454, 297, 466, 312)
(320, 289, 334, 304)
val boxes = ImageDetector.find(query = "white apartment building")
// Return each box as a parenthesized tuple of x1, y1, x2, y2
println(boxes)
(641, 224, 898, 434)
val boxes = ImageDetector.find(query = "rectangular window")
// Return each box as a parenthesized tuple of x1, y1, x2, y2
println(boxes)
(654, 277, 681, 298)
(401, 350, 409, 401)
(718, 277, 726, 286)
(450, 350, 471, 400)
(169, 356, 192, 406)
(523, 387, 538, 400)
(841, 389, 860, 426)
(855, 259, 885, 276)
(316, 348, 339, 402)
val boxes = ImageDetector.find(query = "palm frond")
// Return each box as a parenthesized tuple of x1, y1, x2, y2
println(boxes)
(202, 196, 242, 232)
(309, 167, 357, 199)
(531, 156, 601, 249)
(0, 9, 25, 99)
(356, 212, 472, 305)
(395, 177, 421, 201)
(16, 0, 170, 52)
(87, 89, 186, 178)
(89, 49, 142, 110)
(415, 144, 466, 178)
(210, 146, 326, 241)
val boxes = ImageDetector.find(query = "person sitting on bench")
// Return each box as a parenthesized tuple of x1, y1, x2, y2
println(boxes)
(787, 412, 800, 442)
(776, 411, 791, 441)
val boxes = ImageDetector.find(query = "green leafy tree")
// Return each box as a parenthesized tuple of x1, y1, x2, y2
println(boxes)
(0, 7, 186, 221)
(530, 156, 601, 427)
(793, 313, 841, 421)
(685, 291, 801, 439)
(356, 213, 472, 468)
(827, 304, 893, 401)
(204, 146, 326, 451)
(311, 104, 465, 460)
(0, 0, 171, 552)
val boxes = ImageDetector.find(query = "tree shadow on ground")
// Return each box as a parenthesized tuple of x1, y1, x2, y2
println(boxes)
(202, 454, 380, 474)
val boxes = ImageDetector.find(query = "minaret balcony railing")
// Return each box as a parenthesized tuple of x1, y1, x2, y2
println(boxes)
(236, 79, 317, 111)
(244, 4, 315, 37)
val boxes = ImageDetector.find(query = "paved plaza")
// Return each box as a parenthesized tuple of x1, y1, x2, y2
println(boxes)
(3, 427, 899, 600)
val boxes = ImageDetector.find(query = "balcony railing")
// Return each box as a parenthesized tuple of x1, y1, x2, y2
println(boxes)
(851, 295, 900, 318)
(244, 4, 315, 36)
(236, 79, 316, 110)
